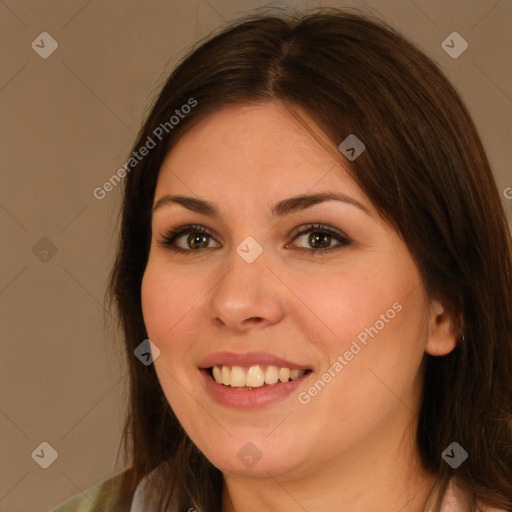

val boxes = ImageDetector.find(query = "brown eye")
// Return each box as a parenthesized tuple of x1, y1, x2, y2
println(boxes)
(290, 224, 351, 253)
(187, 233, 210, 249)
(157, 225, 220, 253)
(307, 232, 332, 250)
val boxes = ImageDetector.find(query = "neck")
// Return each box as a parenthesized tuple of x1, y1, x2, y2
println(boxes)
(221, 416, 437, 512)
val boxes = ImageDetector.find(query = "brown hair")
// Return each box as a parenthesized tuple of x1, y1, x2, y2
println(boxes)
(106, 7, 512, 512)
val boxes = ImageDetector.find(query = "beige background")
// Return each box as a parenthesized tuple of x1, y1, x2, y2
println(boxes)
(0, 0, 510, 511)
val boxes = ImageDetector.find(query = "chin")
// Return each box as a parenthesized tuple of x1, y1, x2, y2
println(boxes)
(197, 433, 308, 478)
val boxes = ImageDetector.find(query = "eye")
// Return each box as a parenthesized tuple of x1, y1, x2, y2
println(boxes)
(288, 223, 352, 254)
(156, 224, 220, 254)
(156, 223, 351, 254)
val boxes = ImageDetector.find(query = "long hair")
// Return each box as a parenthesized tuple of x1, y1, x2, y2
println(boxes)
(106, 8, 512, 511)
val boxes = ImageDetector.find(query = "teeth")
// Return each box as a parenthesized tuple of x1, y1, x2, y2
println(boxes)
(230, 366, 246, 387)
(221, 366, 231, 386)
(279, 367, 290, 382)
(211, 365, 307, 388)
(290, 369, 301, 379)
(246, 365, 265, 387)
(264, 365, 279, 384)
(212, 366, 222, 383)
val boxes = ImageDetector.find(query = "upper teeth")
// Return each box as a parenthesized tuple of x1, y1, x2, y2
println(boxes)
(211, 365, 306, 388)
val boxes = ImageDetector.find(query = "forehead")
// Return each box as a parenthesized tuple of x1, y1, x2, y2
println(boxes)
(154, 101, 368, 210)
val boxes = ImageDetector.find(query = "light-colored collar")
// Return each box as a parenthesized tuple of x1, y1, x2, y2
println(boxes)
(425, 478, 508, 512)
(130, 472, 505, 512)
(129, 469, 180, 512)
(437, 479, 471, 511)
(423, 477, 468, 512)
(129, 473, 155, 512)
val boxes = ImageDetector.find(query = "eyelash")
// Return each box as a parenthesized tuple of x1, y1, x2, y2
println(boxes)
(156, 223, 352, 255)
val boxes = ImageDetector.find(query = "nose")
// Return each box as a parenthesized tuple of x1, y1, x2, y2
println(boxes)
(206, 243, 286, 333)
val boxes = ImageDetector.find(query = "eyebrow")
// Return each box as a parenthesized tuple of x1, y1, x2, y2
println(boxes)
(151, 192, 371, 218)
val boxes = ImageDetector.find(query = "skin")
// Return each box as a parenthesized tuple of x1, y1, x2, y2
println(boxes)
(141, 101, 459, 511)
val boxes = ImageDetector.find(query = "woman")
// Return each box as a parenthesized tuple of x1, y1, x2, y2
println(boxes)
(52, 7, 512, 512)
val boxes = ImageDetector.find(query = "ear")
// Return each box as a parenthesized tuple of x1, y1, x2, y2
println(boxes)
(425, 299, 461, 356)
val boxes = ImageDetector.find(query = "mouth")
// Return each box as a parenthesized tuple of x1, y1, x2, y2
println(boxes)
(198, 351, 314, 407)
(205, 364, 313, 390)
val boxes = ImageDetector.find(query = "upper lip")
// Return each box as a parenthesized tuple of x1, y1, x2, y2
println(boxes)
(198, 351, 312, 370)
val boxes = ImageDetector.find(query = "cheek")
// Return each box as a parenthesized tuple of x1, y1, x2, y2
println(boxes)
(141, 262, 214, 397)
(297, 273, 427, 433)
(289, 259, 426, 375)
(141, 265, 203, 411)
(288, 262, 404, 342)
(141, 263, 200, 341)
(141, 268, 167, 340)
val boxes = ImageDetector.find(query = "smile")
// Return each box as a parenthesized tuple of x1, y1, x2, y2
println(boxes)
(198, 351, 314, 408)
(210, 364, 311, 389)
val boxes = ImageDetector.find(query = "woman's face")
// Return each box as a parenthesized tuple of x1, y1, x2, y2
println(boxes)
(141, 101, 456, 481)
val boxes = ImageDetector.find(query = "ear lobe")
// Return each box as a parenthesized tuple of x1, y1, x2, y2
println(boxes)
(425, 300, 460, 357)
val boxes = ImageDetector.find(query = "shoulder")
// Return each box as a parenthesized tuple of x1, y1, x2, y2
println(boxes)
(49, 469, 128, 512)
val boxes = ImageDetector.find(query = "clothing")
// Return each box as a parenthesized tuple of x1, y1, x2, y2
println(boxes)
(49, 469, 510, 512)
(48, 469, 127, 512)
(48, 468, 176, 512)
(424, 478, 510, 512)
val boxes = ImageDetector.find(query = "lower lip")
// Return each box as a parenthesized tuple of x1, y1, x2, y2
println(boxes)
(200, 369, 313, 409)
